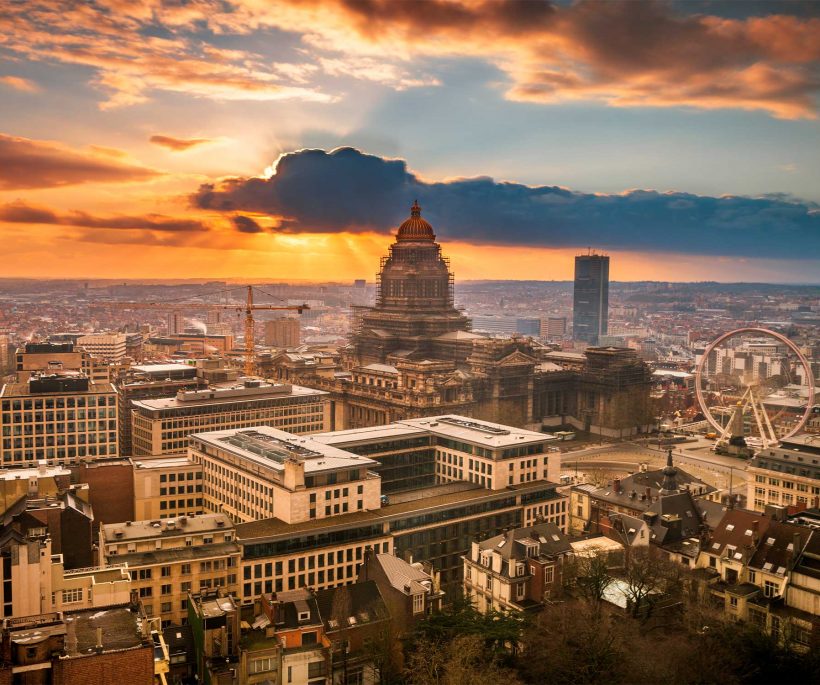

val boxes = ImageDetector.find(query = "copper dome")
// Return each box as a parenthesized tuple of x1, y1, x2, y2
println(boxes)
(396, 200, 435, 242)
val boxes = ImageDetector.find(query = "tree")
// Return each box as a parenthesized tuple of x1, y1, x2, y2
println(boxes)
(621, 546, 683, 623)
(560, 548, 615, 617)
(405, 635, 523, 685)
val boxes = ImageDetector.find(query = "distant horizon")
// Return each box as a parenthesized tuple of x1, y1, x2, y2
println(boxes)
(1, 277, 818, 288)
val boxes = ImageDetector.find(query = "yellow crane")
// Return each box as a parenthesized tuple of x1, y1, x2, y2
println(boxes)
(99, 285, 308, 376)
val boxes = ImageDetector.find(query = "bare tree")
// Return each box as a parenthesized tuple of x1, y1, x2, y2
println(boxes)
(560, 549, 614, 617)
(622, 547, 683, 623)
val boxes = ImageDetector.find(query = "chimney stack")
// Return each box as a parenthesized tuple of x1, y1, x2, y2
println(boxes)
(613, 479, 621, 494)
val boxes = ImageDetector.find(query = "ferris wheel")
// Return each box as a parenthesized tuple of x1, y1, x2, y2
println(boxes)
(695, 327, 815, 449)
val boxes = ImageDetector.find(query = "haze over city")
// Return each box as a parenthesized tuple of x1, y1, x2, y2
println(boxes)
(1, 0, 819, 282)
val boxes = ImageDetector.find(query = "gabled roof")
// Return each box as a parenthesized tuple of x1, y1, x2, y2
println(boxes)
(704, 509, 770, 560)
(478, 522, 572, 563)
(748, 520, 810, 577)
(373, 553, 431, 596)
(315, 580, 389, 631)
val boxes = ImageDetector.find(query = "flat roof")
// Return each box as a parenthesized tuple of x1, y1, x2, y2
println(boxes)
(236, 480, 559, 542)
(190, 426, 377, 475)
(0, 464, 71, 480)
(102, 513, 234, 542)
(132, 363, 195, 374)
(316, 415, 554, 450)
(64, 606, 146, 652)
(131, 455, 198, 470)
(0, 381, 115, 397)
(131, 382, 325, 411)
(401, 415, 556, 448)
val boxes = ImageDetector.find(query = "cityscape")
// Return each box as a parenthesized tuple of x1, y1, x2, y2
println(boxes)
(1, 1, 819, 685)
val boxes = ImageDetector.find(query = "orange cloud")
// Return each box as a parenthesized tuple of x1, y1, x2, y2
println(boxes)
(0, 75, 39, 92)
(0, 134, 160, 189)
(3, 2, 818, 117)
(0, 200, 208, 232)
(150, 135, 214, 152)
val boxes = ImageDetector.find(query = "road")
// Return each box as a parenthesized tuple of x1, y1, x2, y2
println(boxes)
(558, 439, 748, 496)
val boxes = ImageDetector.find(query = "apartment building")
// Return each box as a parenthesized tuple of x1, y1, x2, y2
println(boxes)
(463, 522, 572, 613)
(190, 426, 380, 524)
(131, 379, 329, 456)
(747, 434, 820, 512)
(100, 513, 240, 627)
(76, 332, 128, 362)
(695, 508, 817, 650)
(132, 453, 204, 520)
(0, 372, 118, 467)
(0, 534, 131, 619)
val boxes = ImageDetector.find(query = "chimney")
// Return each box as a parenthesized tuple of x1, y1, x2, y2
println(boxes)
(95, 627, 103, 653)
(791, 533, 802, 564)
(613, 479, 621, 494)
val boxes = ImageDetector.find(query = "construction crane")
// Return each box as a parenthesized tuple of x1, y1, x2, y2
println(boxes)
(98, 285, 308, 376)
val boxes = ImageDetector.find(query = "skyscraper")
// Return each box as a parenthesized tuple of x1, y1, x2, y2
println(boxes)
(573, 253, 609, 344)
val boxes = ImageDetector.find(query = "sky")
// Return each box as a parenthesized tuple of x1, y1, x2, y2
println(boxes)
(0, 0, 819, 283)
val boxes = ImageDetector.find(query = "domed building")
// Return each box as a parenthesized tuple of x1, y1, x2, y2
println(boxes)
(348, 201, 472, 364)
(272, 201, 653, 434)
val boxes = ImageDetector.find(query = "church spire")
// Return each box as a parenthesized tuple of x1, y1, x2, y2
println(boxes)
(659, 448, 679, 495)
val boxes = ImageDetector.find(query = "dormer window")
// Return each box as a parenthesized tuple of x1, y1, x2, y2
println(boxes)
(298, 610, 310, 622)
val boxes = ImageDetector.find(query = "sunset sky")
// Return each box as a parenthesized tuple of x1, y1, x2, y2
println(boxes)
(1, 0, 819, 283)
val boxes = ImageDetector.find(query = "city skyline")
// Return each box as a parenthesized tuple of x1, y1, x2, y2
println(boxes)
(1, 1, 819, 282)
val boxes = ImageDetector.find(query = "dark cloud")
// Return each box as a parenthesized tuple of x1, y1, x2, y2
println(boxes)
(0, 201, 207, 232)
(0, 134, 160, 189)
(194, 147, 820, 259)
(232, 215, 264, 233)
(150, 135, 213, 152)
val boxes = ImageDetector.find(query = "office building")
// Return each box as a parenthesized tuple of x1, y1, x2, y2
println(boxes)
(0, 332, 10, 375)
(0, 372, 118, 467)
(573, 253, 609, 344)
(264, 318, 300, 348)
(315, 414, 562, 497)
(132, 454, 204, 520)
(190, 426, 380, 524)
(130, 379, 329, 456)
(14, 341, 110, 383)
(115, 363, 208, 456)
(76, 332, 128, 362)
(747, 434, 820, 512)
(541, 317, 567, 339)
(100, 513, 241, 627)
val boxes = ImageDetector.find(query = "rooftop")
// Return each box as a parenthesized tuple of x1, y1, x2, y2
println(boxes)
(1, 378, 115, 397)
(102, 513, 233, 542)
(317, 414, 555, 450)
(64, 605, 146, 654)
(131, 455, 198, 470)
(131, 381, 326, 412)
(190, 426, 377, 476)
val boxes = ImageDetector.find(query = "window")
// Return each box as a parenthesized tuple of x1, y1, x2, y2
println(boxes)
(516, 582, 526, 600)
(302, 631, 318, 646)
(181, 563, 191, 575)
(486, 576, 493, 591)
(161, 584, 172, 595)
(764, 581, 778, 598)
(251, 657, 276, 674)
(413, 593, 424, 614)
(729, 596, 738, 608)
(62, 588, 83, 603)
(544, 566, 554, 584)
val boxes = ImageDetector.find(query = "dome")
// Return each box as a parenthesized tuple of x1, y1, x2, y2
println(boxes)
(396, 201, 435, 242)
